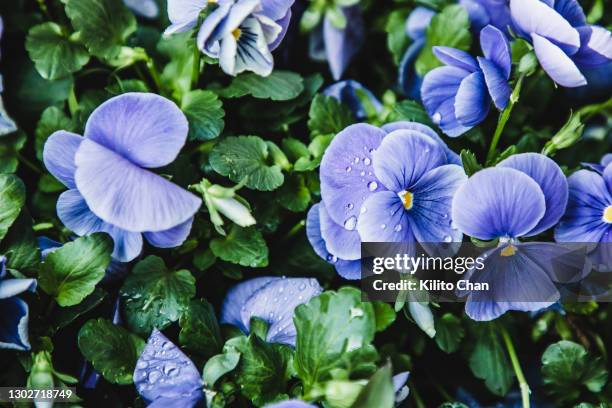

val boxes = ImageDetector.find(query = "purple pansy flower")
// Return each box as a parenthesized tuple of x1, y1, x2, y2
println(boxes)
(43, 93, 202, 262)
(323, 80, 382, 120)
(165, 0, 293, 76)
(0, 255, 37, 350)
(421, 24, 512, 137)
(134, 329, 204, 407)
(307, 121, 464, 279)
(459, 0, 512, 33)
(452, 153, 573, 320)
(308, 5, 364, 80)
(510, 0, 612, 87)
(124, 0, 159, 18)
(554, 161, 612, 271)
(220, 276, 322, 346)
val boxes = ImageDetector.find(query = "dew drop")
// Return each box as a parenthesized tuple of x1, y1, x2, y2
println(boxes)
(354, 157, 360, 164)
(360, 206, 367, 214)
(326, 254, 338, 263)
(381, 224, 387, 229)
(394, 224, 402, 232)
(442, 213, 448, 219)
(432, 112, 442, 124)
(148, 371, 161, 383)
(360, 171, 366, 177)
(346, 166, 352, 172)
(363, 157, 371, 165)
(443, 235, 452, 243)
(368, 181, 378, 191)
(344, 216, 357, 231)
(299, 283, 307, 290)
(346, 203, 354, 210)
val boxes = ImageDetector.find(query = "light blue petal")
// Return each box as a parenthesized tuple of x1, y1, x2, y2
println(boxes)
(454, 71, 490, 127)
(398, 39, 425, 100)
(43, 131, 83, 189)
(477, 57, 511, 110)
(220, 277, 280, 332)
(259, 0, 294, 21)
(263, 400, 317, 408)
(334, 260, 362, 280)
(196, 2, 233, 55)
(531, 33, 586, 87)
(166, 0, 206, 29)
(356, 191, 416, 243)
(452, 167, 546, 240)
(124, 0, 159, 18)
(479, 25, 511, 79)
(573, 26, 612, 69)
(553, 0, 586, 27)
(0, 297, 31, 350)
(323, 80, 383, 120)
(405, 7, 435, 40)
(0, 278, 37, 299)
(432, 46, 479, 72)
(144, 218, 194, 249)
(323, 6, 364, 80)
(319, 202, 361, 260)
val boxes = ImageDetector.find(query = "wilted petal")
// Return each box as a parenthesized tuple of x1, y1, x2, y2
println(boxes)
(220, 277, 280, 332)
(144, 218, 194, 248)
(84, 93, 189, 168)
(454, 71, 490, 127)
(372, 130, 446, 192)
(532, 33, 587, 88)
(405, 7, 435, 40)
(323, 6, 364, 80)
(357, 191, 415, 242)
(0, 298, 31, 350)
(452, 168, 546, 240)
(43, 131, 83, 189)
(134, 330, 203, 406)
(319, 202, 361, 260)
(479, 25, 511, 79)
(498, 153, 568, 236)
(573, 26, 612, 68)
(477, 57, 511, 110)
(320, 123, 386, 226)
(240, 277, 322, 346)
(432, 47, 479, 72)
(74, 139, 201, 233)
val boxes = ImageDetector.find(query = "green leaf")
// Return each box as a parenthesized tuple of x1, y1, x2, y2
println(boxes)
(39, 233, 112, 307)
(16, 62, 74, 113)
(120, 255, 196, 336)
(179, 299, 223, 359)
(435, 313, 464, 353)
(1, 210, 41, 275)
(294, 134, 333, 172)
(308, 94, 354, 137)
(542, 112, 584, 157)
(294, 287, 376, 388)
(276, 173, 311, 212)
(415, 5, 472, 76)
(468, 323, 514, 396)
(351, 364, 395, 408)
(181, 90, 225, 141)
(236, 334, 293, 406)
(63, 0, 137, 60)
(459, 149, 482, 177)
(35, 106, 75, 161)
(373, 301, 396, 332)
(210, 225, 269, 267)
(0, 132, 26, 174)
(387, 100, 432, 125)
(210, 135, 285, 191)
(386, 9, 411, 65)
(52, 288, 106, 332)
(0, 174, 26, 241)
(78, 318, 145, 385)
(438, 403, 469, 408)
(219, 71, 304, 101)
(203, 352, 241, 387)
(26, 22, 90, 80)
(542, 340, 609, 402)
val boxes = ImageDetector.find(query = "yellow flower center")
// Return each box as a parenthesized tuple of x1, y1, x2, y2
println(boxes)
(604, 206, 612, 223)
(500, 245, 517, 257)
(232, 28, 242, 40)
(398, 190, 413, 210)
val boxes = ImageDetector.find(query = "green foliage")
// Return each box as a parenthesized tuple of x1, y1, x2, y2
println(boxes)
(351, 364, 395, 408)
(35, 106, 76, 161)
(308, 94, 355, 138)
(0, 174, 25, 240)
(179, 299, 224, 359)
(435, 313, 464, 353)
(468, 323, 514, 396)
(460, 149, 482, 176)
(219, 71, 305, 100)
(388, 100, 432, 125)
(386, 9, 411, 65)
(181, 90, 225, 141)
(120, 256, 196, 336)
(78, 318, 145, 385)
(210, 225, 269, 267)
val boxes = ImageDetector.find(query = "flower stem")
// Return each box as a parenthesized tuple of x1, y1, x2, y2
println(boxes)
(499, 324, 530, 408)
(68, 85, 79, 117)
(191, 41, 201, 90)
(284, 220, 305, 240)
(145, 57, 163, 92)
(486, 73, 526, 165)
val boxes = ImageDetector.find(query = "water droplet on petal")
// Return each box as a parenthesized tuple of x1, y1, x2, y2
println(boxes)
(346, 166, 352, 172)
(344, 216, 357, 231)
(432, 112, 442, 124)
(363, 157, 371, 165)
(443, 235, 452, 243)
(360, 171, 366, 176)
(346, 203, 354, 210)
(360, 206, 367, 214)
(368, 181, 378, 191)
(354, 157, 360, 164)
(394, 224, 402, 232)
(381, 224, 387, 229)
(148, 371, 161, 383)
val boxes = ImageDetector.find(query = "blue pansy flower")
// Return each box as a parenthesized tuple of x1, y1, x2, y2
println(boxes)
(398, 6, 434, 100)
(451, 153, 575, 320)
(220, 276, 322, 346)
(510, 0, 612, 87)
(0, 17, 17, 136)
(582, 153, 612, 174)
(323, 80, 382, 120)
(308, 5, 364, 80)
(459, 0, 512, 33)
(421, 24, 512, 137)
(43, 93, 202, 262)
(124, 0, 159, 18)
(555, 161, 612, 271)
(134, 329, 204, 407)
(307, 121, 463, 280)
(166, 0, 294, 76)
(0, 256, 37, 350)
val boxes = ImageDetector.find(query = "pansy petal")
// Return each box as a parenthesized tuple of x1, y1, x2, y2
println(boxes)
(323, 80, 382, 120)
(498, 153, 568, 236)
(421, 66, 470, 115)
(84, 93, 189, 168)
(432, 46, 479, 72)
(0, 278, 36, 299)
(306, 203, 331, 261)
(74, 139, 202, 233)
(357, 191, 415, 243)
(43, 131, 83, 189)
(406, 7, 435, 40)
(454, 71, 490, 127)
(573, 26, 612, 68)
(555, 170, 611, 242)
(124, 0, 159, 18)
(230, 17, 275, 76)
(213, 0, 260, 40)
(240, 278, 322, 346)
(319, 202, 361, 260)
(373, 130, 446, 192)
(479, 25, 511, 79)
(510, 0, 580, 54)
(259, 0, 294, 21)
(553, 0, 586, 27)
(264, 401, 316, 408)
(0, 298, 31, 350)
(398, 39, 425, 100)
(267, 9, 292, 50)
(381, 121, 461, 165)
(320, 123, 386, 226)
(452, 167, 546, 240)
(604, 163, 612, 194)
(134, 330, 203, 405)
(602, 154, 612, 167)
(459, 0, 489, 31)
(435, 98, 474, 137)
(531, 33, 587, 88)
(409, 165, 467, 243)
(57, 189, 144, 262)
(167, 0, 206, 26)
(196, 1, 233, 54)
(144, 218, 194, 249)
(323, 6, 364, 80)
(335, 259, 362, 280)
(477, 57, 511, 110)
(220, 277, 281, 333)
